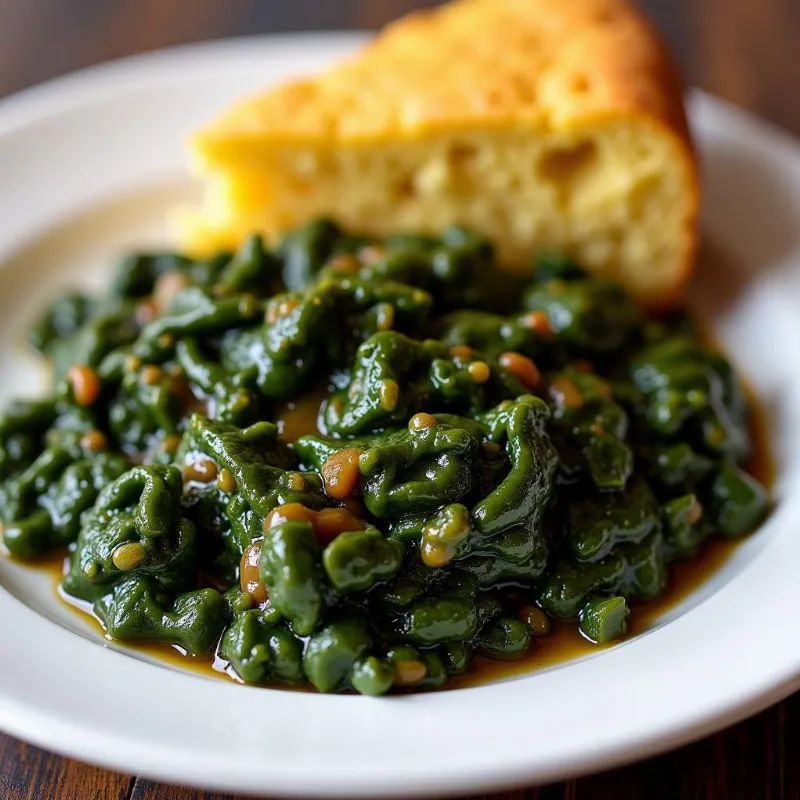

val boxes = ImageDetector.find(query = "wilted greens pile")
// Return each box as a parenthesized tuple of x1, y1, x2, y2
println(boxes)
(0, 220, 769, 694)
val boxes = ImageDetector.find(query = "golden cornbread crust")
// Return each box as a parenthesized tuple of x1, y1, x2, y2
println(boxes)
(200, 0, 692, 142)
(188, 0, 699, 308)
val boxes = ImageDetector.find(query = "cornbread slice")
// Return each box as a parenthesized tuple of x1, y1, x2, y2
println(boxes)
(182, 0, 699, 308)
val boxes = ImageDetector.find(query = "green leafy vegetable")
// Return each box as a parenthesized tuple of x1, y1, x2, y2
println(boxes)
(0, 218, 770, 696)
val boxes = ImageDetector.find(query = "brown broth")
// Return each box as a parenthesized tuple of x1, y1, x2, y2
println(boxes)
(448, 537, 742, 689)
(11, 383, 774, 692)
(30, 555, 233, 683)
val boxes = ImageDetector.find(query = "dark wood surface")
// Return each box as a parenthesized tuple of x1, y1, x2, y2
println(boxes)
(1, 1, 799, 798)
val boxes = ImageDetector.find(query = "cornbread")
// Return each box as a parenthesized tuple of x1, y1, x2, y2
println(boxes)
(181, 0, 699, 308)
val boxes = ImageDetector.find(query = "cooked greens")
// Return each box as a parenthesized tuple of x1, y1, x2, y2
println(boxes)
(0, 220, 769, 694)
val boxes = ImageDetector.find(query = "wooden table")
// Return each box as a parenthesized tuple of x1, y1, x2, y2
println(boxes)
(1, 1, 798, 798)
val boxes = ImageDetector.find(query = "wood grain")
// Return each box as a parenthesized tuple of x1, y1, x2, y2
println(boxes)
(0, 735, 131, 800)
(1, 0, 800, 798)
(128, 781, 254, 800)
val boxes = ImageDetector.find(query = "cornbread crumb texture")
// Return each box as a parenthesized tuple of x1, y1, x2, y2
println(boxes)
(182, 0, 699, 308)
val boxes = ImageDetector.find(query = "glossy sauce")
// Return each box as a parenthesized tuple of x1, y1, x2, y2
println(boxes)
(20, 385, 774, 691)
(29, 563, 231, 682)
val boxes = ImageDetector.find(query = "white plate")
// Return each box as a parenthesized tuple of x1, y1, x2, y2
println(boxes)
(0, 32, 799, 799)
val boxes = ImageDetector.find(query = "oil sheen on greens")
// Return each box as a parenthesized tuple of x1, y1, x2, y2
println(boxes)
(0, 220, 769, 695)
